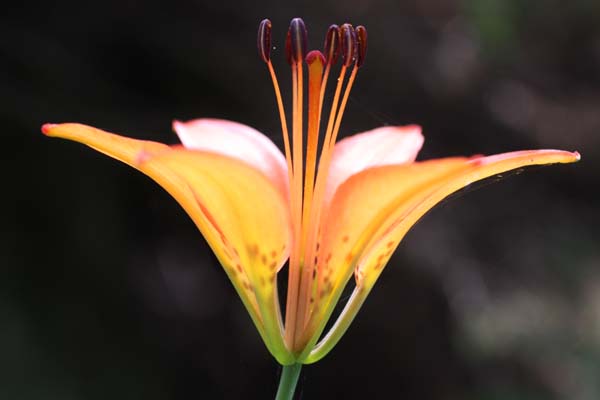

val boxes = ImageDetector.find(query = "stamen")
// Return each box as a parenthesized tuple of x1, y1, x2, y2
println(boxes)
(330, 60, 358, 155)
(340, 23, 358, 68)
(257, 19, 272, 63)
(286, 18, 308, 65)
(257, 19, 293, 189)
(319, 25, 340, 116)
(328, 23, 358, 148)
(302, 24, 359, 331)
(355, 25, 368, 68)
(257, 18, 295, 353)
(323, 25, 341, 65)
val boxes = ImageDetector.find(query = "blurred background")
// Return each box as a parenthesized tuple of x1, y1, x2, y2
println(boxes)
(2, 0, 599, 398)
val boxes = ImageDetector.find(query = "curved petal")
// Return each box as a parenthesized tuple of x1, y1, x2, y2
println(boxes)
(309, 149, 579, 333)
(355, 150, 581, 288)
(42, 123, 172, 165)
(42, 123, 294, 364)
(173, 118, 289, 200)
(324, 125, 424, 204)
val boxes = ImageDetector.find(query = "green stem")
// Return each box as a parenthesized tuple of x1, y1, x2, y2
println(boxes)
(275, 363, 302, 400)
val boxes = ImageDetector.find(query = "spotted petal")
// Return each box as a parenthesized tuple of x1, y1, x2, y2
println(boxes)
(309, 149, 579, 340)
(353, 150, 580, 289)
(42, 123, 294, 364)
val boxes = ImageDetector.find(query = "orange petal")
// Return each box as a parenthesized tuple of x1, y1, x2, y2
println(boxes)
(355, 150, 580, 288)
(324, 125, 424, 205)
(43, 123, 294, 363)
(314, 157, 469, 304)
(42, 123, 171, 165)
(173, 118, 289, 200)
(311, 149, 579, 328)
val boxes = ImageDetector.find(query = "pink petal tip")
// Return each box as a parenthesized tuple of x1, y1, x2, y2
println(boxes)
(41, 123, 57, 135)
(171, 120, 183, 131)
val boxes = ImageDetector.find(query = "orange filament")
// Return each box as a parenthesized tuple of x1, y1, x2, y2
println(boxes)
(284, 62, 304, 348)
(266, 61, 293, 185)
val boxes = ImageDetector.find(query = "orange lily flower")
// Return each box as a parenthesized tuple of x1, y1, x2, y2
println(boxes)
(42, 18, 579, 396)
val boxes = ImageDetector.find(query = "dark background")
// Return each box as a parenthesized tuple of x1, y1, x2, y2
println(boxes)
(2, 0, 599, 399)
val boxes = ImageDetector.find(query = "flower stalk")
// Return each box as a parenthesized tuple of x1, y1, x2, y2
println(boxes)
(275, 364, 303, 400)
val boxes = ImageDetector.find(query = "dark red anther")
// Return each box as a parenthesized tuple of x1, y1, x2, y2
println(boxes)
(355, 25, 367, 68)
(285, 30, 293, 65)
(257, 19, 272, 63)
(285, 18, 308, 65)
(323, 24, 341, 65)
(340, 23, 357, 67)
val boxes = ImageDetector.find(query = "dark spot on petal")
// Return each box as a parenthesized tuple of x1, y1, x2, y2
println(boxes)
(345, 253, 353, 263)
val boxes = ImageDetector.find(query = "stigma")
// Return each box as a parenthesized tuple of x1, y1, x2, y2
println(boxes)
(257, 18, 368, 350)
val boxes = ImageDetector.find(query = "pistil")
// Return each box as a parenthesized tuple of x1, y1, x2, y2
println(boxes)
(295, 50, 325, 337)
(284, 18, 308, 349)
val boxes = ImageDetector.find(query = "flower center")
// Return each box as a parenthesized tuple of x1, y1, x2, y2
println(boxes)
(258, 18, 367, 351)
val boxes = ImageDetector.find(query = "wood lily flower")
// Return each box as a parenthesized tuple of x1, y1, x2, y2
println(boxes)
(43, 18, 579, 374)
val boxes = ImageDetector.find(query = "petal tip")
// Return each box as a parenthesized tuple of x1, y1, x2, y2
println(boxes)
(406, 124, 422, 133)
(41, 123, 57, 135)
(573, 151, 581, 161)
(172, 119, 184, 132)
